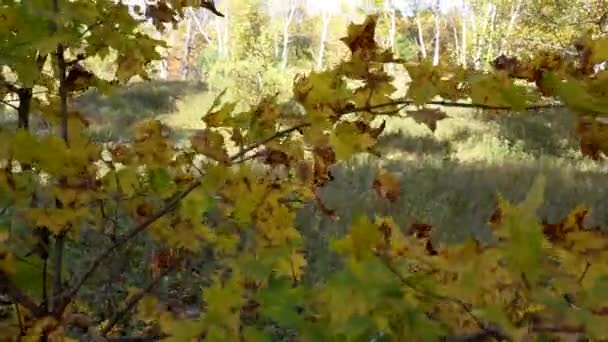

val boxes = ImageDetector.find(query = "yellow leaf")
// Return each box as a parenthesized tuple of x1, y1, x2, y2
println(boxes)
(274, 249, 307, 282)
(203, 101, 237, 127)
(135, 295, 162, 323)
(329, 121, 376, 160)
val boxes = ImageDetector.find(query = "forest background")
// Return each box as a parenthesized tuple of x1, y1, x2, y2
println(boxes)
(2, 0, 608, 341)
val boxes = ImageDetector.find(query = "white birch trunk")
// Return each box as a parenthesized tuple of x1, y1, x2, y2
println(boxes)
(389, 3, 396, 51)
(316, 11, 331, 70)
(461, 1, 467, 66)
(415, 14, 427, 59)
(281, 2, 297, 69)
(181, 15, 194, 80)
(214, 15, 225, 57)
(432, 0, 441, 66)
(485, 3, 496, 64)
(188, 8, 212, 45)
(452, 22, 460, 63)
(499, 0, 522, 55)
(474, 2, 493, 69)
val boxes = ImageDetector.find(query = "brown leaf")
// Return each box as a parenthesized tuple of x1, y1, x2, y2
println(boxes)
(260, 148, 290, 167)
(408, 222, 434, 239)
(340, 15, 380, 54)
(372, 169, 400, 202)
(406, 108, 448, 132)
(312, 144, 336, 187)
(542, 205, 590, 242)
(354, 120, 386, 139)
(576, 115, 608, 160)
(295, 160, 314, 185)
(190, 129, 230, 164)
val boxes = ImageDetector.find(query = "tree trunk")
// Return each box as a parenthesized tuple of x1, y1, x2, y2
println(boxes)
(474, 3, 493, 69)
(17, 88, 32, 130)
(316, 11, 331, 70)
(189, 8, 212, 45)
(432, 0, 441, 66)
(181, 15, 194, 80)
(215, 15, 225, 57)
(281, 3, 297, 69)
(415, 14, 427, 59)
(389, 3, 396, 51)
(499, 0, 522, 55)
(461, 1, 467, 66)
(484, 3, 497, 65)
(452, 22, 460, 63)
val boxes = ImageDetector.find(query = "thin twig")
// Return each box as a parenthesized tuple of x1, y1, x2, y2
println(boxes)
(338, 98, 564, 116)
(0, 99, 18, 111)
(60, 121, 311, 313)
(378, 255, 510, 341)
(58, 180, 200, 314)
(578, 261, 591, 284)
(15, 302, 24, 335)
(229, 123, 310, 162)
(100, 263, 177, 336)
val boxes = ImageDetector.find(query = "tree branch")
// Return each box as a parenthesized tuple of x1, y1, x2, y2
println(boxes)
(378, 255, 510, 342)
(0, 99, 18, 111)
(60, 121, 310, 313)
(51, 0, 69, 315)
(100, 263, 176, 336)
(229, 122, 310, 162)
(339, 98, 564, 116)
(58, 180, 200, 314)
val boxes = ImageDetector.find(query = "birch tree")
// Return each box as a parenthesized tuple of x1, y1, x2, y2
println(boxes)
(432, 0, 441, 65)
(181, 15, 195, 80)
(498, 0, 522, 55)
(316, 10, 332, 69)
(281, 0, 299, 69)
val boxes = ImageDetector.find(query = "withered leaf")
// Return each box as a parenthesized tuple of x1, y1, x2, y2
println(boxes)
(372, 169, 400, 203)
(407, 107, 448, 132)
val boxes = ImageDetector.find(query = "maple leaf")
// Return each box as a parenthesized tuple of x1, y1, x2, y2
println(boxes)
(340, 15, 380, 54)
(405, 61, 440, 105)
(372, 169, 400, 203)
(190, 129, 230, 164)
(406, 107, 448, 132)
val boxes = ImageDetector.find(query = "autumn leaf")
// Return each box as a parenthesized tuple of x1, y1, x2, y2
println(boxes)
(190, 129, 230, 164)
(372, 168, 400, 202)
(406, 107, 448, 132)
(203, 101, 237, 127)
(340, 15, 380, 54)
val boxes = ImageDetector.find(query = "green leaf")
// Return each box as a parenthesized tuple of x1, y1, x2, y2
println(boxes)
(329, 121, 376, 160)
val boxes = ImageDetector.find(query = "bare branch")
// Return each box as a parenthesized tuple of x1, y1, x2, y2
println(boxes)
(229, 122, 310, 162)
(378, 255, 511, 342)
(339, 98, 564, 116)
(58, 180, 200, 314)
(60, 120, 312, 313)
(0, 99, 18, 111)
(100, 263, 177, 336)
